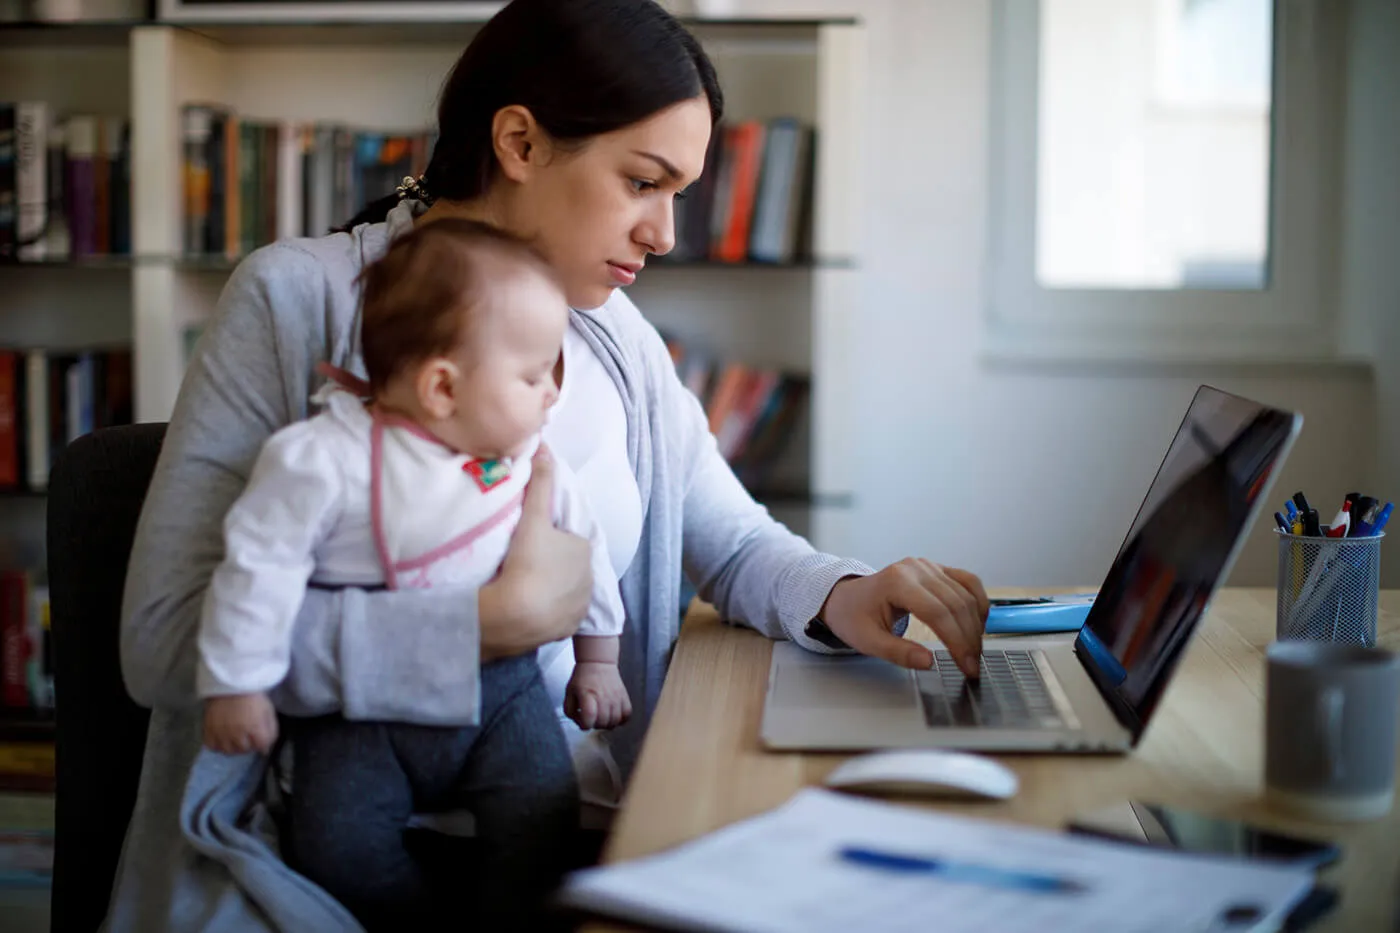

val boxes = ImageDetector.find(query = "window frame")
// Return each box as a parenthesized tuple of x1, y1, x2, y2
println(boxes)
(983, 0, 1345, 362)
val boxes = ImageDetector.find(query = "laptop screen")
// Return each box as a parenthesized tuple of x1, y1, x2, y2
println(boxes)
(1074, 385, 1300, 738)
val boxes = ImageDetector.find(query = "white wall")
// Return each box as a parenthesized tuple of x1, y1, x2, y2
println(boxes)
(1338, 0, 1400, 585)
(716, 0, 1376, 588)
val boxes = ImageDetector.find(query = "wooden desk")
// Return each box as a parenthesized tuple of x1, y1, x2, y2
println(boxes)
(593, 589, 1400, 932)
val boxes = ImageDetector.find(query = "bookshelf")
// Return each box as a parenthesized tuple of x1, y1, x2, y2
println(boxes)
(0, 13, 865, 647)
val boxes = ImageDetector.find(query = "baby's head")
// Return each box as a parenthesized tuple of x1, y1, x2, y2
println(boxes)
(359, 217, 569, 460)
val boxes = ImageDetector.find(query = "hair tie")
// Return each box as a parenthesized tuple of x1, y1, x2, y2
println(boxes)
(395, 175, 433, 204)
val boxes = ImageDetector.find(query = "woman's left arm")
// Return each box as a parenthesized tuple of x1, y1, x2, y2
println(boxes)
(655, 332, 987, 675)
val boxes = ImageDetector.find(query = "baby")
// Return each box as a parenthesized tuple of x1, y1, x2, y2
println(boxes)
(195, 217, 630, 924)
(198, 218, 629, 752)
(199, 218, 629, 753)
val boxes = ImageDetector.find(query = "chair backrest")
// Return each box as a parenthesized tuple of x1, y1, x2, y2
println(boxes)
(47, 423, 166, 933)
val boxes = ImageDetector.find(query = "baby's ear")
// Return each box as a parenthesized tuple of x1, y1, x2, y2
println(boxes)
(416, 357, 460, 419)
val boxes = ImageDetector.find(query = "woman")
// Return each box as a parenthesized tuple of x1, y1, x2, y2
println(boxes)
(112, 0, 989, 929)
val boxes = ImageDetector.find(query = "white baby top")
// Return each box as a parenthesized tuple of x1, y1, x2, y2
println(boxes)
(196, 387, 623, 699)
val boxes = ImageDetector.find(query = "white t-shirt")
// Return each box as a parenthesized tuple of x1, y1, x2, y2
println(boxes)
(538, 320, 645, 816)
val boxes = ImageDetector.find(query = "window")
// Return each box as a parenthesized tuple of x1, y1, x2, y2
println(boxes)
(986, 0, 1343, 360)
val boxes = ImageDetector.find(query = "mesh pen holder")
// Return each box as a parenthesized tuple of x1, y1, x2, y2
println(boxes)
(1275, 530, 1383, 647)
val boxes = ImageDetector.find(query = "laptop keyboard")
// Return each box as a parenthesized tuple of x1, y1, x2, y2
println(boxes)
(916, 649, 1065, 729)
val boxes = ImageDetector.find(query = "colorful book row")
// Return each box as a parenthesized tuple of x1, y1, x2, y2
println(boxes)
(670, 116, 817, 265)
(0, 101, 131, 261)
(0, 349, 133, 491)
(664, 335, 809, 490)
(182, 104, 435, 258)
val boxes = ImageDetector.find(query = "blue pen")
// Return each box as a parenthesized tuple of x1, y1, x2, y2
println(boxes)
(838, 846, 1088, 895)
(1372, 503, 1393, 535)
(1274, 512, 1291, 533)
(1285, 501, 1299, 524)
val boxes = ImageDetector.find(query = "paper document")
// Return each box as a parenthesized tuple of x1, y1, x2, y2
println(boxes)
(560, 789, 1313, 933)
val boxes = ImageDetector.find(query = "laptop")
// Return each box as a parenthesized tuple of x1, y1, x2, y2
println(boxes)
(761, 384, 1302, 753)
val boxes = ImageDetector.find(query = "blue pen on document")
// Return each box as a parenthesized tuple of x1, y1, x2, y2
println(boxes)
(838, 846, 1088, 895)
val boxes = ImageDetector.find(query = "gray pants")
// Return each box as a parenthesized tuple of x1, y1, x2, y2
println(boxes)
(284, 653, 579, 932)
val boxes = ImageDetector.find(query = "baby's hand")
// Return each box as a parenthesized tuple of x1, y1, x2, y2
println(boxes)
(203, 693, 279, 755)
(566, 661, 632, 731)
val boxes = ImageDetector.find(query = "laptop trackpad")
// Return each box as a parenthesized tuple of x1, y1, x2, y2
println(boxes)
(773, 656, 915, 710)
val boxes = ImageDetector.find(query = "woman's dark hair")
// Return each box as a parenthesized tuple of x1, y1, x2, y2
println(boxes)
(340, 0, 723, 231)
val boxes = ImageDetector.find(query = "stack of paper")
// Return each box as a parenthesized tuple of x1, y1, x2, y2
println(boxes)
(560, 789, 1314, 933)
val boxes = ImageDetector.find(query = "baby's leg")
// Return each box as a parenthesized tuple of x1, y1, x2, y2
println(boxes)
(460, 653, 581, 926)
(284, 716, 436, 931)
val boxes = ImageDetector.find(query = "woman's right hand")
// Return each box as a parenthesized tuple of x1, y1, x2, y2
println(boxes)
(479, 444, 592, 661)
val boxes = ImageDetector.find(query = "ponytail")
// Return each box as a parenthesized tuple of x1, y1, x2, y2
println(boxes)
(334, 174, 435, 234)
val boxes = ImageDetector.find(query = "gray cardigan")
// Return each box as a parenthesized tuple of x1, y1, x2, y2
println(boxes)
(107, 200, 873, 931)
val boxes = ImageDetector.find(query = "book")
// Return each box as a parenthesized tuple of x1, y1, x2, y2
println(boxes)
(13, 102, 47, 262)
(64, 115, 98, 258)
(712, 120, 765, 263)
(0, 104, 16, 259)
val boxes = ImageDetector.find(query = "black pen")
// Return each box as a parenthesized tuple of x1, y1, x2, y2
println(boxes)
(1303, 508, 1321, 537)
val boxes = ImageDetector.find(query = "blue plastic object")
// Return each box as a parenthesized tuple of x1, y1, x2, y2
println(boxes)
(985, 594, 1096, 635)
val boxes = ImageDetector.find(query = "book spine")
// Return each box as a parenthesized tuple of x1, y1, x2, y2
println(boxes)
(109, 119, 131, 255)
(308, 123, 334, 236)
(44, 120, 70, 259)
(14, 102, 48, 261)
(102, 348, 133, 427)
(223, 113, 240, 260)
(205, 111, 226, 256)
(47, 355, 68, 466)
(0, 352, 16, 486)
(25, 351, 47, 491)
(93, 118, 111, 255)
(65, 116, 98, 258)
(716, 121, 765, 263)
(239, 121, 258, 257)
(25, 582, 50, 711)
(276, 119, 303, 241)
(182, 106, 212, 256)
(0, 104, 16, 259)
(261, 123, 277, 245)
(0, 572, 29, 708)
(748, 118, 798, 264)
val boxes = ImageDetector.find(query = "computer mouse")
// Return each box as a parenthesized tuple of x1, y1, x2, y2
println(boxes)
(821, 749, 1019, 801)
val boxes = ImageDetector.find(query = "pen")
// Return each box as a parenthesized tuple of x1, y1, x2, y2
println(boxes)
(1302, 508, 1321, 537)
(1373, 503, 1392, 535)
(1351, 497, 1378, 536)
(838, 846, 1088, 895)
(1326, 502, 1351, 538)
(1354, 500, 1385, 537)
(1284, 501, 1299, 524)
(1274, 512, 1291, 534)
(1293, 491, 1312, 516)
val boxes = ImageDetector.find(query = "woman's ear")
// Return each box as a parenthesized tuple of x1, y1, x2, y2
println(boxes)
(492, 104, 549, 184)
(416, 358, 459, 421)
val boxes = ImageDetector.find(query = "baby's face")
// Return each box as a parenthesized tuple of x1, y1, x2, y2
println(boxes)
(452, 270, 569, 460)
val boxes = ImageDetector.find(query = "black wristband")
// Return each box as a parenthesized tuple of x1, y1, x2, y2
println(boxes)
(803, 617, 851, 650)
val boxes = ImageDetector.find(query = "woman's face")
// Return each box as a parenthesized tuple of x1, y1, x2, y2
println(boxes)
(509, 96, 713, 310)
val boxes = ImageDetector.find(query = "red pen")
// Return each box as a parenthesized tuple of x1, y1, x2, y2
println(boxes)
(1326, 501, 1351, 538)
